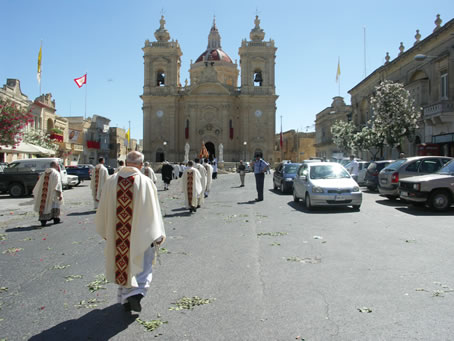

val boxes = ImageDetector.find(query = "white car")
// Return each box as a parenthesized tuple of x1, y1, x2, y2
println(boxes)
(293, 162, 362, 210)
(345, 161, 371, 185)
(66, 174, 79, 189)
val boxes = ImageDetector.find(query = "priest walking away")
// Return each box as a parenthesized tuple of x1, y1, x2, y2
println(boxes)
(32, 160, 63, 226)
(96, 151, 166, 313)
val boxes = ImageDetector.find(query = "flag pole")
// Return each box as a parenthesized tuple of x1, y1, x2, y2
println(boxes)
(338, 56, 341, 97)
(84, 72, 88, 119)
(280, 115, 283, 162)
(39, 41, 42, 96)
(128, 120, 131, 151)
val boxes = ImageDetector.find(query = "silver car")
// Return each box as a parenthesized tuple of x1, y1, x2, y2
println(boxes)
(378, 156, 453, 199)
(293, 162, 362, 210)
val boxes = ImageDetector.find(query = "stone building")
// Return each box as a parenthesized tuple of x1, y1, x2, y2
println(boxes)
(84, 115, 111, 165)
(348, 15, 454, 159)
(314, 96, 352, 159)
(274, 130, 316, 164)
(109, 127, 128, 167)
(64, 116, 91, 165)
(142, 16, 278, 164)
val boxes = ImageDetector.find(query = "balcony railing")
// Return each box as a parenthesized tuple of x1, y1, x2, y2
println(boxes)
(423, 100, 454, 117)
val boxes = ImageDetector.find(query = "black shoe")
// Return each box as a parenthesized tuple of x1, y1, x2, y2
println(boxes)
(204, 194, 208, 198)
(240, 185, 244, 187)
(53, 218, 61, 224)
(127, 294, 143, 312)
(196, 205, 200, 208)
(40, 220, 47, 227)
(123, 302, 131, 312)
(255, 198, 263, 202)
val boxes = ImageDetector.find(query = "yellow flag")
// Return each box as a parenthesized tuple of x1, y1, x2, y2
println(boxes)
(336, 57, 341, 82)
(126, 128, 130, 145)
(37, 45, 42, 84)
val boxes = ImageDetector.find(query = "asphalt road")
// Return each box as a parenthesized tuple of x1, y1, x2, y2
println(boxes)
(0, 172, 454, 340)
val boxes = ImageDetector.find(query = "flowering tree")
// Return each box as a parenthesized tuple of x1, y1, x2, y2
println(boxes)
(0, 99, 34, 148)
(352, 125, 385, 160)
(330, 120, 357, 153)
(22, 129, 59, 151)
(370, 80, 421, 152)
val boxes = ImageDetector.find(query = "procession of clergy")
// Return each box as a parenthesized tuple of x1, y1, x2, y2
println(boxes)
(32, 151, 214, 313)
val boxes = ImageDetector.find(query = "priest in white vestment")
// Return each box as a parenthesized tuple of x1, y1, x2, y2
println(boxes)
(181, 161, 202, 213)
(203, 158, 213, 197)
(141, 161, 157, 184)
(90, 157, 109, 209)
(96, 151, 165, 313)
(193, 158, 207, 207)
(32, 161, 63, 226)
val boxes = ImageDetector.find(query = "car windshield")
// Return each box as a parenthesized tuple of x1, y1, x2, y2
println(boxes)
(309, 165, 350, 179)
(437, 160, 454, 175)
(384, 159, 406, 170)
(284, 164, 298, 174)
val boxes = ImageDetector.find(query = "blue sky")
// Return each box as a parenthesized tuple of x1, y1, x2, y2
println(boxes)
(1, 1, 452, 140)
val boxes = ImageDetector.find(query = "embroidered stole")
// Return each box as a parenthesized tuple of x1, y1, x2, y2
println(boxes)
(115, 175, 135, 286)
(187, 171, 193, 206)
(95, 167, 100, 194)
(39, 172, 50, 215)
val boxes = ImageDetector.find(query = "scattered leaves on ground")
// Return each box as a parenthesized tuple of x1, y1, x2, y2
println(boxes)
(0, 234, 6, 241)
(257, 232, 287, 237)
(2, 247, 23, 255)
(0, 287, 8, 293)
(51, 264, 70, 270)
(405, 239, 416, 243)
(74, 298, 105, 309)
(256, 214, 268, 218)
(270, 242, 281, 246)
(21, 237, 33, 241)
(159, 248, 169, 254)
(415, 282, 454, 297)
(72, 241, 81, 245)
(87, 274, 108, 292)
(65, 275, 83, 282)
(285, 256, 321, 264)
(136, 318, 168, 332)
(169, 296, 215, 311)
(313, 236, 323, 240)
(358, 307, 372, 313)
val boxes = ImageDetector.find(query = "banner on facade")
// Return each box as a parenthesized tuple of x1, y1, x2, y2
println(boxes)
(68, 129, 80, 142)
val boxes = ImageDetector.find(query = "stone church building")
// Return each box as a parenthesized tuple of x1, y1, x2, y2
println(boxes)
(141, 16, 278, 164)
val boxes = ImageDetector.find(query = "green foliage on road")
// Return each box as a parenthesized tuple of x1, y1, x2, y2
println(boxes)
(169, 296, 215, 311)
(136, 318, 168, 332)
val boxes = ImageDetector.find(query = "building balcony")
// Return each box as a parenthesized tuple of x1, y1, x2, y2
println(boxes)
(72, 144, 84, 152)
(424, 100, 454, 125)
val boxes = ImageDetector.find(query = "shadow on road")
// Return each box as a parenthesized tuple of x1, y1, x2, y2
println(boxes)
(5, 224, 46, 232)
(67, 211, 96, 216)
(237, 200, 257, 205)
(171, 207, 188, 212)
(268, 188, 290, 196)
(287, 201, 358, 214)
(231, 185, 243, 188)
(375, 199, 408, 207)
(164, 210, 192, 218)
(395, 206, 454, 216)
(29, 304, 137, 341)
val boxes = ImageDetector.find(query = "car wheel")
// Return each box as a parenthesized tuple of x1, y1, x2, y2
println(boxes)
(386, 195, 397, 201)
(429, 190, 451, 212)
(293, 188, 299, 202)
(9, 183, 25, 198)
(367, 186, 376, 192)
(352, 205, 361, 211)
(280, 182, 285, 193)
(305, 193, 313, 210)
(273, 181, 278, 190)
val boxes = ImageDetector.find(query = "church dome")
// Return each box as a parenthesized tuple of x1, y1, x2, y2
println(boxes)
(195, 48, 232, 63)
(194, 18, 233, 64)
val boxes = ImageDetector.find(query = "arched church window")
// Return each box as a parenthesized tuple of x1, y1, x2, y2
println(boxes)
(253, 70, 263, 87)
(157, 71, 165, 86)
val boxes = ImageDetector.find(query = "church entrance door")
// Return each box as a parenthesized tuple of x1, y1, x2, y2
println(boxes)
(205, 142, 215, 161)
(156, 149, 165, 162)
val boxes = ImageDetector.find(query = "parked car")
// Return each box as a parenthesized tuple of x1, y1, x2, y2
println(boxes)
(344, 160, 371, 186)
(378, 156, 453, 200)
(293, 162, 362, 210)
(0, 158, 69, 197)
(0, 162, 8, 173)
(399, 160, 454, 211)
(66, 165, 94, 184)
(273, 162, 301, 193)
(364, 160, 394, 191)
(244, 162, 252, 172)
(66, 174, 79, 188)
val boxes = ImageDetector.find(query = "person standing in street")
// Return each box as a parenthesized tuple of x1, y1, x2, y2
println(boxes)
(252, 152, 269, 201)
(211, 157, 218, 179)
(95, 151, 166, 313)
(193, 158, 207, 207)
(203, 158, 213, 198)
(115, 160, 125, 173)
(238, 160, 246, 187)
(32, 161, 63, 226)
(347, 155, 359, 183)
(161, 161, 174, 190)
(91, 157, 109, 209)
(142, 161, 157, 184)
(181, 161, 202, 213)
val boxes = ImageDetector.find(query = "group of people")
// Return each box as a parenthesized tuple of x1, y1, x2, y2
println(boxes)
(181, 158, 213, 213)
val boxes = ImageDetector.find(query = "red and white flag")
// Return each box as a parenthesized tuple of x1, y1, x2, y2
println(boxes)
(74, 74, 87, 88)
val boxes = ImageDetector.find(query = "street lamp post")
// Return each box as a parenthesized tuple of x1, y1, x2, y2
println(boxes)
(243, 141, 247, 161)
(163, 141, 167, 161)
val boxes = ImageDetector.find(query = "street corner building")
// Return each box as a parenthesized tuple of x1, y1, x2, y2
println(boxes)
(141, 15, 278, 164)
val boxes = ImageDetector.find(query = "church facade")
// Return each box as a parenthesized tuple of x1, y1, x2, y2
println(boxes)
(141, 16, 278, 164)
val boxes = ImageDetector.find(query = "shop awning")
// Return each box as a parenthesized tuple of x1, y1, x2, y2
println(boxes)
(0, 142, 56, 156)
